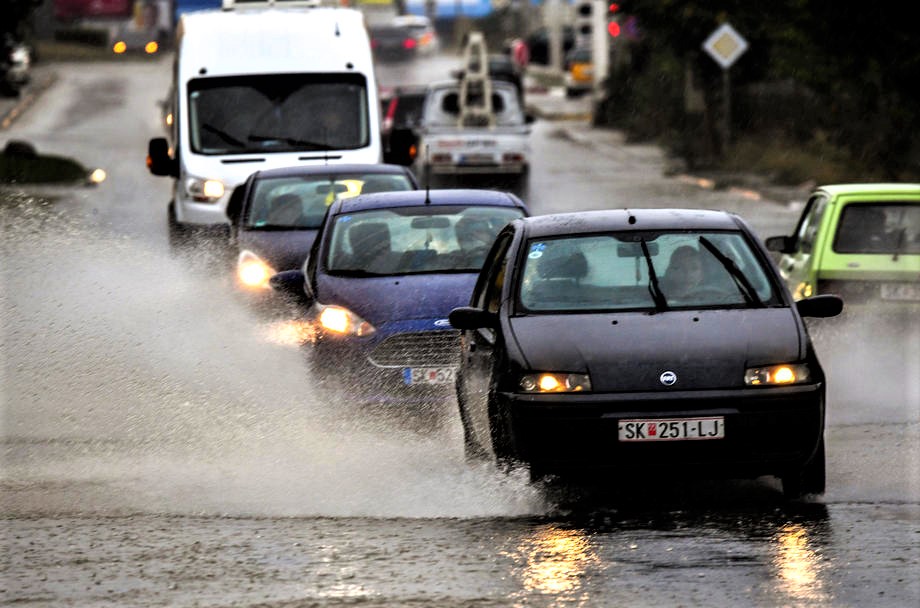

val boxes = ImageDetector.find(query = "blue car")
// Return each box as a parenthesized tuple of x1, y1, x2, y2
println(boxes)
(225, 164, 419, 302)
(270, 189, 529, 405)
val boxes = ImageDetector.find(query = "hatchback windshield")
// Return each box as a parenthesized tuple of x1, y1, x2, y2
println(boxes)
(326, 205, 525, 275)
(188, 73, 369, 154)
(244, 173, 415, 229)
(518, 231, 781, 311)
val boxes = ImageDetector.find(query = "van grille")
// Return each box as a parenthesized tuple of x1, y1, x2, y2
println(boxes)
(369, 331, 461, 367)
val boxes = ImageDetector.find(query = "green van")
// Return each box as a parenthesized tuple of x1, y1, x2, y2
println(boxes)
(766, 183, 920, 307)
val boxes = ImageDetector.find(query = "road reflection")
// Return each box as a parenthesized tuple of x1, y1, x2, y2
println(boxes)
(773, 522, 830, 604)
(507, 523, 599, 605)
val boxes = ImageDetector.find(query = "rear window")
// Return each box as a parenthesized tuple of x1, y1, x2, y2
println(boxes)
(245, 173, 414, 229)
(833, 203, 920, 254)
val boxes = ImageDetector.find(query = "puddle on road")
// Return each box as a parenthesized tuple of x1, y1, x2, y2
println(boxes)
(1, 194, 547, 519)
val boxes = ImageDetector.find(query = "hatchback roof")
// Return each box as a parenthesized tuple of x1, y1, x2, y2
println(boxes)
(814, 183, 920, 197)
(331, 189, 526, 215)
(518, 208, 744, 239)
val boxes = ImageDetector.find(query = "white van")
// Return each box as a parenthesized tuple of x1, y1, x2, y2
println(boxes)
(147, 0, 382, 248)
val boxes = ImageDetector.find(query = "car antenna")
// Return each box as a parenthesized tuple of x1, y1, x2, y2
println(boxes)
(424, 147, 431, 204)
(626, 208, 637, 224)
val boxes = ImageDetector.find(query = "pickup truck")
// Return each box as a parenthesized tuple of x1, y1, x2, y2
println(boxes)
(413, 78, 533, 193)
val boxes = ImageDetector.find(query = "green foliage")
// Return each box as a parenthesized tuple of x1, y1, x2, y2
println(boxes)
(601, 0, 920, 180)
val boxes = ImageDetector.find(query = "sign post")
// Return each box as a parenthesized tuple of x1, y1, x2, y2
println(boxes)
(702, 23, 748, 150)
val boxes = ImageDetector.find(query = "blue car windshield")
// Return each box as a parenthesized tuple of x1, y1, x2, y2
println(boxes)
(518, 231, 782, 312)
(245, 174, 415, 229)
(326, 205, 525, 275)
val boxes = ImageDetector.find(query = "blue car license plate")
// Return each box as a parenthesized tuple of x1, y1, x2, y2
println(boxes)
(403, 367, 455, 385)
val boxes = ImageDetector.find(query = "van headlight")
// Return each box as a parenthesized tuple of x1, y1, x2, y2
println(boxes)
(237, 251, 275, 289)
(519, 373, 591, 393)
(185, 176, 225, 202)
(744, 363, 811, 385)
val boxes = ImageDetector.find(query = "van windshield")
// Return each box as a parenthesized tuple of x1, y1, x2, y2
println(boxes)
(187, 73, 370, 155)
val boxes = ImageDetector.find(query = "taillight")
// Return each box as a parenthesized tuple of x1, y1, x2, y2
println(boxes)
(383, 97, 398, 133)
(403, 38, 417, 50)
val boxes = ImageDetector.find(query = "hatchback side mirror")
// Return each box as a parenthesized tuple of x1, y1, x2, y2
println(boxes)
(796, 294, 843, 318)
(449, 306, 497, 330)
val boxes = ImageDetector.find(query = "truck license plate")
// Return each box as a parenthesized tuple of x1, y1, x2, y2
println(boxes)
(618, 417, 725, 442)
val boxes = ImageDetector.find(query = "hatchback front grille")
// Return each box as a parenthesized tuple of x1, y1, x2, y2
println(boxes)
(369, 331, 461, 367)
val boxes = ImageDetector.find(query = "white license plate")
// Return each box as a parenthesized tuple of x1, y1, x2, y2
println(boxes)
(618, 416, 725, 442)
(459, 154, 494, 165)
(403, 367, 455, 385)
(880, 282, 920, 301)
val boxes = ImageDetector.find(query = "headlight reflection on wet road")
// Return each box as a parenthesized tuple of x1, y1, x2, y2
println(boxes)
(772, 522, 829, 604)
(508, 524, 599, 602)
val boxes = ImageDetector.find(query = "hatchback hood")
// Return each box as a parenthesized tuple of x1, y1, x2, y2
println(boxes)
(508, 308, 805, 391)
(317, 273, 477, 326)
(239, 229, 319, 272)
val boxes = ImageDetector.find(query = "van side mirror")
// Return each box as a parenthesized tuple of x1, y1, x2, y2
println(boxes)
(796, 294, 843, 318)
(147, 138, 178, 177)
(765, 235, 796, 254)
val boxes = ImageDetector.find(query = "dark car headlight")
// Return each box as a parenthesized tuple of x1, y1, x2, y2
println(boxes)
(519, 373, 592, 393)
(744, 363, 811, 386)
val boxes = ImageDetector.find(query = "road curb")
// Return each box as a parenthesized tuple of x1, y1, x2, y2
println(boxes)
(1, 69, 57, 131)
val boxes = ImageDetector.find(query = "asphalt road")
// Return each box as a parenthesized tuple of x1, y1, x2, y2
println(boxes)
(1, 54, 918, 607)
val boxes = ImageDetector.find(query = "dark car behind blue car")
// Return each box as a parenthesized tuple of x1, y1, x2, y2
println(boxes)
(225, 163, 418, 302)
(270, 189, 529, 406)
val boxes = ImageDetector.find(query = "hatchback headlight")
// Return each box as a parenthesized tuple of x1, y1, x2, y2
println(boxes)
(519, 372, 592, 393)
(744, 363, 811, 386)
(237, 251, 275, 289)
(318, 305, 376, 337)
(185, 176, 225, 202)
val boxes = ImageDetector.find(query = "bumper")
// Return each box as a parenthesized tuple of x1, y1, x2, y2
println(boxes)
(500, 384, 825, 478)
(309, 330, 461, 404)
(429, 162, 528, 176)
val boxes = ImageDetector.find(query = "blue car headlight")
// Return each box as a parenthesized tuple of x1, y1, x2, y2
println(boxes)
(318, 305, 376, 337)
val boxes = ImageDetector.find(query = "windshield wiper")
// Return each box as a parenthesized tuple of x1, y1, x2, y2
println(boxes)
(201, 123, 245, 147)
(330, 268, 388, 278)
(248, 134, 334, 150)
(640, 239, 669, 312)
(698, 236, 764, 307)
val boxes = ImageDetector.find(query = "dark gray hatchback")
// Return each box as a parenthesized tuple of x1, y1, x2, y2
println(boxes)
(449, 208, 843, 498)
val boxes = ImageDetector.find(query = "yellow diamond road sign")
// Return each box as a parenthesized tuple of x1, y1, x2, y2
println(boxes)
(703, 23, 749, 69)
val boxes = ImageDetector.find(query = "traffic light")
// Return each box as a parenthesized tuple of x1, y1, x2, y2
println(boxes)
(573, 0, 594, 49)
(607, 2, 622, 38)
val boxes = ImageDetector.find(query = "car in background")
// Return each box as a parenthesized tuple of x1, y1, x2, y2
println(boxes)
(448, 208, 843, 498)
(269, 189, 528, 406)
(414, 79, 534, 193)
(369, 23, 419, 61)
(381, 85, 427, 166)
(225, 164, 419, 300)
(765, 183, 920, 307)
(391, 14, 439, 55)
(564, 46, 593, 97)
(1, 33, 31, 97)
